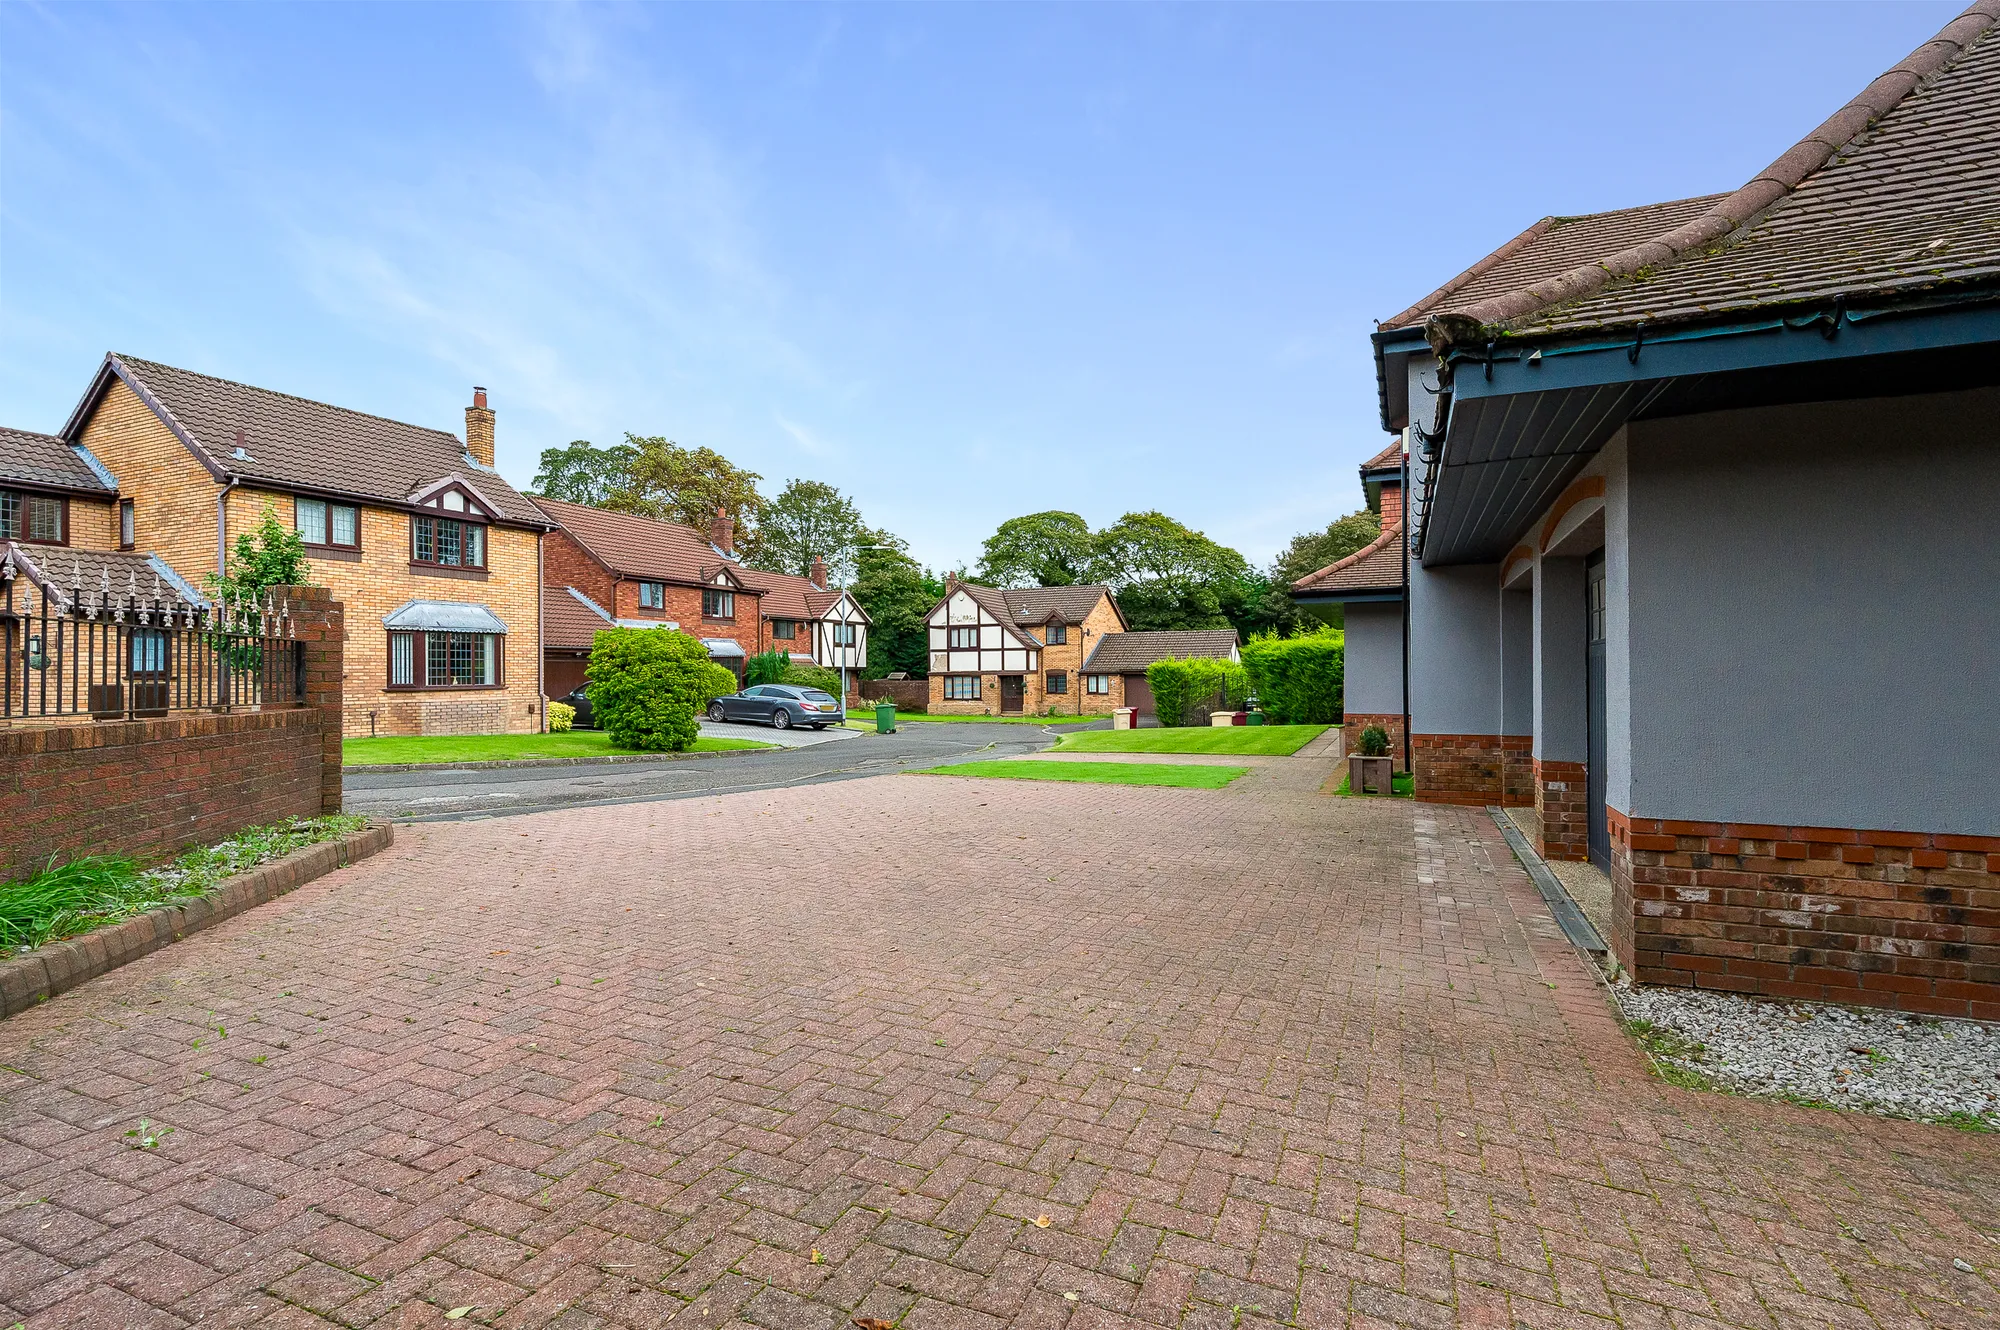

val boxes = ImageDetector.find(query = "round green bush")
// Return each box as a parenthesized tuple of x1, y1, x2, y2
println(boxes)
(586, 629, 738, 751)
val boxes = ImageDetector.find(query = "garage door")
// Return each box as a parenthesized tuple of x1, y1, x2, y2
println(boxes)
(1122, 673, 1154, 717)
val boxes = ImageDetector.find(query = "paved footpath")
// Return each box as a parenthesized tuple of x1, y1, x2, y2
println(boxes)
(2, 758, 1995, 1328)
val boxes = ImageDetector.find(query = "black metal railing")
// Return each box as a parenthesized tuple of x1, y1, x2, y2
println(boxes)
(2, 571, 307, 723)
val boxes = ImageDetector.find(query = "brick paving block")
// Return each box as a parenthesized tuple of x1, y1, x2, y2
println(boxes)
(1, 766, 1996, 1326)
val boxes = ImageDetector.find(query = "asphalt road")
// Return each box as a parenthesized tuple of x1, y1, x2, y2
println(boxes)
(342, 719, 1104, 820)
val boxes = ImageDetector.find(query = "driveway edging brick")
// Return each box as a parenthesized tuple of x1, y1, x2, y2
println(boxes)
(0, 820, 393, 1019)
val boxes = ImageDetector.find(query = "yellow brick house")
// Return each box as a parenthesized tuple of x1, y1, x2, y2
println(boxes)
(56, 355, 550, 736)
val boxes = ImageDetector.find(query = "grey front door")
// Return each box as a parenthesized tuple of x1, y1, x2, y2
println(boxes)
(1586, 552, 1609, 872)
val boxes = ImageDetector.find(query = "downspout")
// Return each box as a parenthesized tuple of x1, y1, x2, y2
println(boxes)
(537, 531, 546, 732)
(1400, 437, 1412, 775)
(216, 477, 240, 578)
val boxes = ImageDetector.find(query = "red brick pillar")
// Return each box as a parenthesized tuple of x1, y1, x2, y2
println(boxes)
(276, 585, 346, 815)
(1533, 758, 1590, 860)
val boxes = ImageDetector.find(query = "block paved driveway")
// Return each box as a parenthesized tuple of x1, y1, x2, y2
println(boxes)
(2, 756, 1996, 1328)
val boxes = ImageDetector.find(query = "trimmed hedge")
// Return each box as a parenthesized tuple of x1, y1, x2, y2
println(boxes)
(586, 629, 738, 751)
(1240, 628, 1343, 724)
(1145, 656, 1251, 727)
(782, 662, 846, 696)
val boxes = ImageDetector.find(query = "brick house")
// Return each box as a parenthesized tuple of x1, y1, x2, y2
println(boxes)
(923, 579, 1244, 718)
(533, 496, 869, 700)
(1292, 439, 1407, 767)
(1079, 629, 1240, 721)
(51, 355, 550, 737)
(1350, 3, 2000, 1014)
(3, 424, 212, 666)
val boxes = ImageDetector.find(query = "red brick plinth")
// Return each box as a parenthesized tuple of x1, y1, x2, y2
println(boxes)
(1341, 713, 1406, 771)
(1610, 809, 2000, 1018)
(1413, 732, 1532, 807)
(1534, 758, 1590, 862)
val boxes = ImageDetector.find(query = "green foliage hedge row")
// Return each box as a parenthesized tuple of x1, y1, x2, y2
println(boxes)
(781, 662, 846, 696)
(586, 629, 738, 751)
(1240, 628, 1344, 724)
(1145, 656, 1251, 727)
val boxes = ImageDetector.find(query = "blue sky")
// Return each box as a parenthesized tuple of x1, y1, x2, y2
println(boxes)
(0, 2, 1958, 572)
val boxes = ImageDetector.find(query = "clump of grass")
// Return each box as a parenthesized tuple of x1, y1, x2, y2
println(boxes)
(1621, 1017, 1719, 1091)
(0, 815, 366, 952)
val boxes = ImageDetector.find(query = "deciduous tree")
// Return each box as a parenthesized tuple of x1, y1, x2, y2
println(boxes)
(974, 511, 1095, 587)
(1091, 511, 1249, 631)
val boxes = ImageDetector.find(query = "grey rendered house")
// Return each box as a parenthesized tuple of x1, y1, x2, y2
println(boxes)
(1292, 440, 1407, 766)
(1359, 2, 1999, 1016)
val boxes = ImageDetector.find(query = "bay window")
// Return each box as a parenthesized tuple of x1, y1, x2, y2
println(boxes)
(388, 630, 502, 688)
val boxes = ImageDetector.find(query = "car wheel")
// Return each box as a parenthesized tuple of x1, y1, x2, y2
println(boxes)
(772, 709, 792, 730)
(707, 702, 726, 722)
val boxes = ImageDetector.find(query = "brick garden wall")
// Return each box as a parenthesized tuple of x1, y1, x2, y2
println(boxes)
(0, 585, 345, 882)
(1609, 809, 2000, 1018)
(859, 679, 929, 711)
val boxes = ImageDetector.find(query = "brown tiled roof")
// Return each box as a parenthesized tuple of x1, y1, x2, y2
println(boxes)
(1430, 3, 2000, 343)
(1360, 440, 1405, 473)
(534, 495, 839, 621)
(999, 584, 1117, 626)
(543, 585, 614, 649)
(1292, 524, 1405, 597)
(67, 355, 546, 525)
(1082, 629, 1239, 674)
(533, 496, 728, 584)
(1383, 196, 1726, 331)
(956, 583, 1044, 648)
(1, 427, 115, 495)
(2, 541, 208, 609)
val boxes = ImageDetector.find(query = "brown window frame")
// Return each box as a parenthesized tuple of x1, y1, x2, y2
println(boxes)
(0, 489, 68, 546)
(1047, 624, 1067, 645)
(410, 513, 487, 571)
(946, 626, 977, 650)
(770, 618, 797, 640)
(385, 629, 506, 691)
(1046, 670, 1068, 695)
(637, 581, 666, 610)
(119, 498, 135, 550)
(942, 674, 981, 701)
(831, 623, 858, 647)
(296, 496, 362, 552)
(702, 588, 735, 621)
(1086, 674, 1111, 695)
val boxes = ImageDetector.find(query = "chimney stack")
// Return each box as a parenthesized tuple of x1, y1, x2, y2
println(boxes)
(1379, 475, 1403, 530)
(709, 506, 735, 556)
(810, 554, 828, 589)
(945, 572, 958, 593)
(465, 387, 495, 467)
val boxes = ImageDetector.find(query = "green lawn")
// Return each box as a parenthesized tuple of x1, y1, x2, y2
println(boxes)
(911, 760, 1250, 789)
(342, 731, 773, 766)
(1052, 724, 1327, 756)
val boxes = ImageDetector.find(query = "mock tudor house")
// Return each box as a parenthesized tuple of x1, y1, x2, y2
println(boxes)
(1292, 439, 1407, 766)
(50, 355, 550, 737)
(923, 579, 1126, 716)
(1357, 2, 1999, 1015)
(533, 496, 869, 698)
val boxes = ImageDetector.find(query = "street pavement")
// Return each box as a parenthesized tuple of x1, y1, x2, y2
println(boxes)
(5, 752, 1993, 1327)
(342, 721, 1097, 821)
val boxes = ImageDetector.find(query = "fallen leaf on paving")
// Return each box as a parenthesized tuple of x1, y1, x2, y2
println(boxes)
(490, 951, 508, 957)
(1033, 1215, 1051, 1228)
(853, 1319, 895, 1330)
(811, 1248, 823, 1263)
(445, 1310, 474, 1322)
(1063, 1291, 1080, 1301)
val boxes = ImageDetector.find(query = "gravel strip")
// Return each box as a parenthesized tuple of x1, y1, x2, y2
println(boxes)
(1615, 984, 2000, 1126)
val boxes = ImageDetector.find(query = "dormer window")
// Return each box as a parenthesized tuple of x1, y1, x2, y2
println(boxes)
(410, 484, 490, 571)
(702, 589, 734, 620)
(1047, 623, 1068, 645)
(412, 515, 486, 569)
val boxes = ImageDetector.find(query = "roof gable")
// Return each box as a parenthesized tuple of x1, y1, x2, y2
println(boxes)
(63, 354, 545, 525)
(1082, 629, 1241, 673)
(1292, 524, 1405, 598)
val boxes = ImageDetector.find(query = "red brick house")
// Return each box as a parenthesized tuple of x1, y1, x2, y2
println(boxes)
(533, 496, 868, 699)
